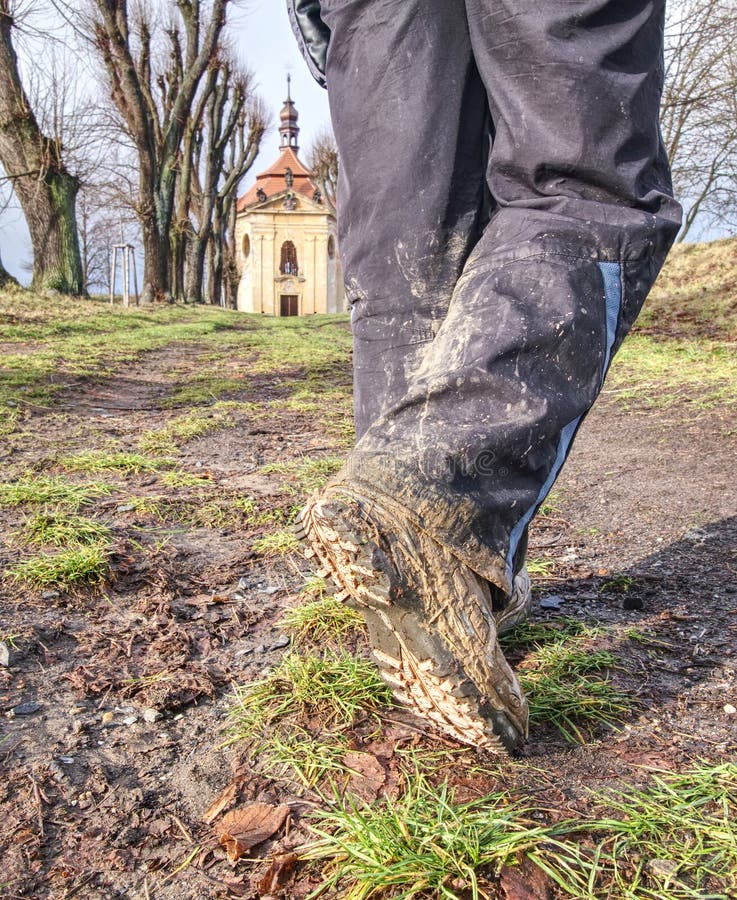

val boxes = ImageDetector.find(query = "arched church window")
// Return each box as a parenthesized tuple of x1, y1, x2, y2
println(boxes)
(327, 236, 336, 259)
(242, 234, 251, 259)
(280, 241, 299, 276)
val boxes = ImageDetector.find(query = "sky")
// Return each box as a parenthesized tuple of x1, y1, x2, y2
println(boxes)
(0, 1, 332, 284)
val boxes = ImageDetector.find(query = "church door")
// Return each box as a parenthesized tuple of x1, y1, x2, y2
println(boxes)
(280, 294, 299, 317)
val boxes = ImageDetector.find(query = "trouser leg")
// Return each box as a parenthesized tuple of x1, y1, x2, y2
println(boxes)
(324, 0, 681, 593)
(318, 0, 490, 438)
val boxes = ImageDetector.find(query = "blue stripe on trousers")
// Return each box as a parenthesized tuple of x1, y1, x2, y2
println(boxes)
(505, 261, 623, 584)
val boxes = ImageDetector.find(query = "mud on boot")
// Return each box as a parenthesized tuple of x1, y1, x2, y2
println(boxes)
(296, 484, 529, 753)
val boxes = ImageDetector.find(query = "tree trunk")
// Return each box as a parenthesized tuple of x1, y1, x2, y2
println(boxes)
(0, 5, 84, 295)
(185, 235, 208, 303)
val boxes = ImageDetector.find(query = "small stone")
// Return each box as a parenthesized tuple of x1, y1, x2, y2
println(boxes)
(724, 704, 736, 715)
(0, 642, 9, 668)
(649, 859, 678, 878)
(41, 591, 60, 601)
(122, 715, 138, 726)
(101, 711, 115, 726)
(260, 586, 281, 596)
(238, 577, 251, 591)
(254, 644, 266, 654)
(58, 756, 74, 765)
(14, 701, 42, 716)
(72, 719, 85, 735)
(622, 595, 644, 611)
(143, 708, 162, 724)
(540, 595, 565, 610)
(116, 504, 136, 513)
(271, 635, 290, 650)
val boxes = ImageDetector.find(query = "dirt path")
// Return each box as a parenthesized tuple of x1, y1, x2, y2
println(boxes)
(1, 333, 735, 899)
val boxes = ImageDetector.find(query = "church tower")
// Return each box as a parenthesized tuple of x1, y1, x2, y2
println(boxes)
(235, 79, 343, 316)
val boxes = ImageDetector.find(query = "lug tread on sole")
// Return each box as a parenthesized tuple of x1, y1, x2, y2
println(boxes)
(296, 500, 512, 752)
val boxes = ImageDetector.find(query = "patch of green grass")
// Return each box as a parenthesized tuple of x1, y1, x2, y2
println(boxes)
(7, 544, 110, 590)
(303, 774, 569, 900)
(582, 761, 737, 899)
(159, 470, 214, 489)
(226, 650, 392, 741)
(500, 618, 595, 651)
(252, 528, 301, 557)
(261, 456, 344, 495)
(164, 375, 248, 407)
(119, 494, 178, 522)
(526, 557, 557, 579)
(256, 728, 352, 789)
(301, 574, 329, 597)
(520, 635, 632, 743)
(20, 512, 112, 547)
(0, 475, 112, 510)
(279, 596, 365, 646)
(138, 404, 240, 455)
(600, 574, 635, 593)
(608, 335, 737, 409)
(61, 450, 172, 475)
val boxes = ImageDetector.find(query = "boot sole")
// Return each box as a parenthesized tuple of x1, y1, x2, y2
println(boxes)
(296, 501, 525, 752)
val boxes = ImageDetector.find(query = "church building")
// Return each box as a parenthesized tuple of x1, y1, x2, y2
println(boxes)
(235, 81, 344, 316)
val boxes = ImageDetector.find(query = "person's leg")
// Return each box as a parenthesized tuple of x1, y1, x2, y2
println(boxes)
(298, 0, 531, 751)
(315, 0, 491, 437)
(348, 0, 682, 592)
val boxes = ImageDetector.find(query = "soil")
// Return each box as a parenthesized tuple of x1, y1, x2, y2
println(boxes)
(0, 333, 735, 899)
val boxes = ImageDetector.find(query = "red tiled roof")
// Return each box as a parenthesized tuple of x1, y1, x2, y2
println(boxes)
(238, 146, 318, 211)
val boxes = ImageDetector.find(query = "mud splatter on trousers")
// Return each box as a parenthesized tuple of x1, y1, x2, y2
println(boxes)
(288, 0, 682, 593)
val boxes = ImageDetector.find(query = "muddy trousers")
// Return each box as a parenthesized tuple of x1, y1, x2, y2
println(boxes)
(291, 0, 682, 593)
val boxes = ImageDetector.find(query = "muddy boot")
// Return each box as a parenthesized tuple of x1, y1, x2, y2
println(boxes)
(296, 485, 528, 753)
(491, 568, 533, 637)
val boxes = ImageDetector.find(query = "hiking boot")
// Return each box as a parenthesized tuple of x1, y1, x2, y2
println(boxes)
(295, 484, 529, 752)
(492, 567, 532, 636)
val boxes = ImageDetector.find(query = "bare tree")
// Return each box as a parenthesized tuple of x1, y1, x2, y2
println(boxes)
(307, 126, 338, 215)
(0, 1, 84, 293)
(663, 0, 737, 240)
(174, 55, 263, 303)
(90, 0, 230, 302)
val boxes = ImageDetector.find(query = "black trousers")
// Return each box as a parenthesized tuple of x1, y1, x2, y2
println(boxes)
(288, 0, 682, 593)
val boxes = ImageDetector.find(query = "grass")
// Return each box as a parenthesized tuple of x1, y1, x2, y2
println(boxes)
(256, 728, 352, 789)
(138, 404, 240, 455)
(252, 528, 301, 557)
(526, 557, 557, 579)
(261, 456, 345, 495)
(159, 470, 213, 488)
(519, 633, 632, 743)
(0, 475, 112, 510)
(226, 650, 393, 741)
(500, 617, 594, 650)
(7, 544, 110, 590)
(61, 449, 172, 475)
(582, 761, 737, 899)
(19, 512, 112, 547)
(304, 760, 737, 900)
(607, 335, 737, 409)
(303, 773, 567, 900)
(279, 595, 366, 646)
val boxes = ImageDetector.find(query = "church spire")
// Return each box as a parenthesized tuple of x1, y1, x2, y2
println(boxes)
(279, 74, 300, 151)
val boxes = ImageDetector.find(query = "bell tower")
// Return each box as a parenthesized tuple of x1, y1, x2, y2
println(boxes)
(279, 75, 300, 150)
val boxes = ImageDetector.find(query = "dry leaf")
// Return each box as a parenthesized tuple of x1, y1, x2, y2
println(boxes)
(499, 858, 552, 899)
(203, 782, 239, 824)
(217, 803, 290, 862)
(343, 751, 386, 802)
(257, 852, 299, 894)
